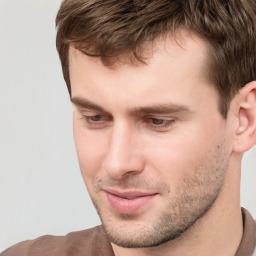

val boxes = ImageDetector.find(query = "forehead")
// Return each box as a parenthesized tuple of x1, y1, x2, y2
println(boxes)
(68, 32, 214, 111)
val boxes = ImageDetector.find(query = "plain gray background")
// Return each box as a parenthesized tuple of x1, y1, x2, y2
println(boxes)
(0, 0, 255, 251)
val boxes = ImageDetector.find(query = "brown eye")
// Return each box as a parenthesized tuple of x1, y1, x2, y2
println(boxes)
(145, 117, 175, 132)
(82, 114, 112, 129)
(150, 118, 166, 125)
(88, 115, 104, 122)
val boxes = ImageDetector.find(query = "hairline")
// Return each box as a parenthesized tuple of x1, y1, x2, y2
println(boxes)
(67, 31, 227, 118)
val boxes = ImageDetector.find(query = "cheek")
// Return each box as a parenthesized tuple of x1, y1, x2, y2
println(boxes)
(144, 126, 219, 184)
(145, 143, 199, 186)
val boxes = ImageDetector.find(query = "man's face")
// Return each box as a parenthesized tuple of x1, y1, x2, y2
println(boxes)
(69, 33, 233, 248)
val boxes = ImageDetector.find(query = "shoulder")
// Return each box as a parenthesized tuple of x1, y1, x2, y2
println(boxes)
(235, 208, 256, 256)
(1, 226, 102, 256)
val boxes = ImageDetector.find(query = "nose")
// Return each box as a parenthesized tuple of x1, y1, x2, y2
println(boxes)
(103, 123, 144, 179)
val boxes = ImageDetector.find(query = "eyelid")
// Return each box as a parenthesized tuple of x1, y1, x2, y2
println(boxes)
(77, 107, 111, 119)
(143, 116, 176, 131)
(143, 114, 176, 121)
(80, 112, 113, 130)
(83, 113, 112, 121)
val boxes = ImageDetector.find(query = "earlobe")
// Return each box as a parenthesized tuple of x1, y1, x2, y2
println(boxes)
(233, 81, 256, 153)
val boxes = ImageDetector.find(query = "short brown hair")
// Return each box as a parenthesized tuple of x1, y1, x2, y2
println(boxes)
(56, 0, 256, 118)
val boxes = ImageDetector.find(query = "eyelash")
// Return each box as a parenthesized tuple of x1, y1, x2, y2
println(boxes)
(145, 117, 175, 129)
(81, 115, 175, 131)
(81, 115, 111, 128)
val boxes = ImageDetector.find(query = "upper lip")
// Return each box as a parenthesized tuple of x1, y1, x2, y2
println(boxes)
(103, 188, 158, 198)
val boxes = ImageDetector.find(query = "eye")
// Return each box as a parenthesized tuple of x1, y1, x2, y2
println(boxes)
(150, 118, 168, 125)
(145, 117, 175, 131)
(82, 114, 112, 129)
(86, 115, 105, 122)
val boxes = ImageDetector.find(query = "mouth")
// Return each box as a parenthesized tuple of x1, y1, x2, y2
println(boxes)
(104, 189, 158, 214)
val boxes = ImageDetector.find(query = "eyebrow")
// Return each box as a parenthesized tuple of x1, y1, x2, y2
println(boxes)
(130, 103, 191, 115)
(71, 97, 106, 112)
(71, 96, 192, 115)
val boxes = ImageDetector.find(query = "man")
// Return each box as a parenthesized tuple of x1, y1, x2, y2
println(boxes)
(2, 0, 256, 255)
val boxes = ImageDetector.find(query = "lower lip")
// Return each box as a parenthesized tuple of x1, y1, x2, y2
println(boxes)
(106, 192, 157, 214)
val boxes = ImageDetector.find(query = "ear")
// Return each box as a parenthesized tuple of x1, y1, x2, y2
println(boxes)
(233, 81, 256, 153)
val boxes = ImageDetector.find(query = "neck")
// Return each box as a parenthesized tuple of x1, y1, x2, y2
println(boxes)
(111, 154, 243, 256)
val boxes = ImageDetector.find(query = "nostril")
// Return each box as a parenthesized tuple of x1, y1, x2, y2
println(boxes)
(103, 155, 145, 179)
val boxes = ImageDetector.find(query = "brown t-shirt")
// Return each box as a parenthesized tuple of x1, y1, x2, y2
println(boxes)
(1, 208, 256, 256)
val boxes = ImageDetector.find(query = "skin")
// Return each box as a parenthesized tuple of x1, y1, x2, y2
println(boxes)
(69, 32, 256, 255)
